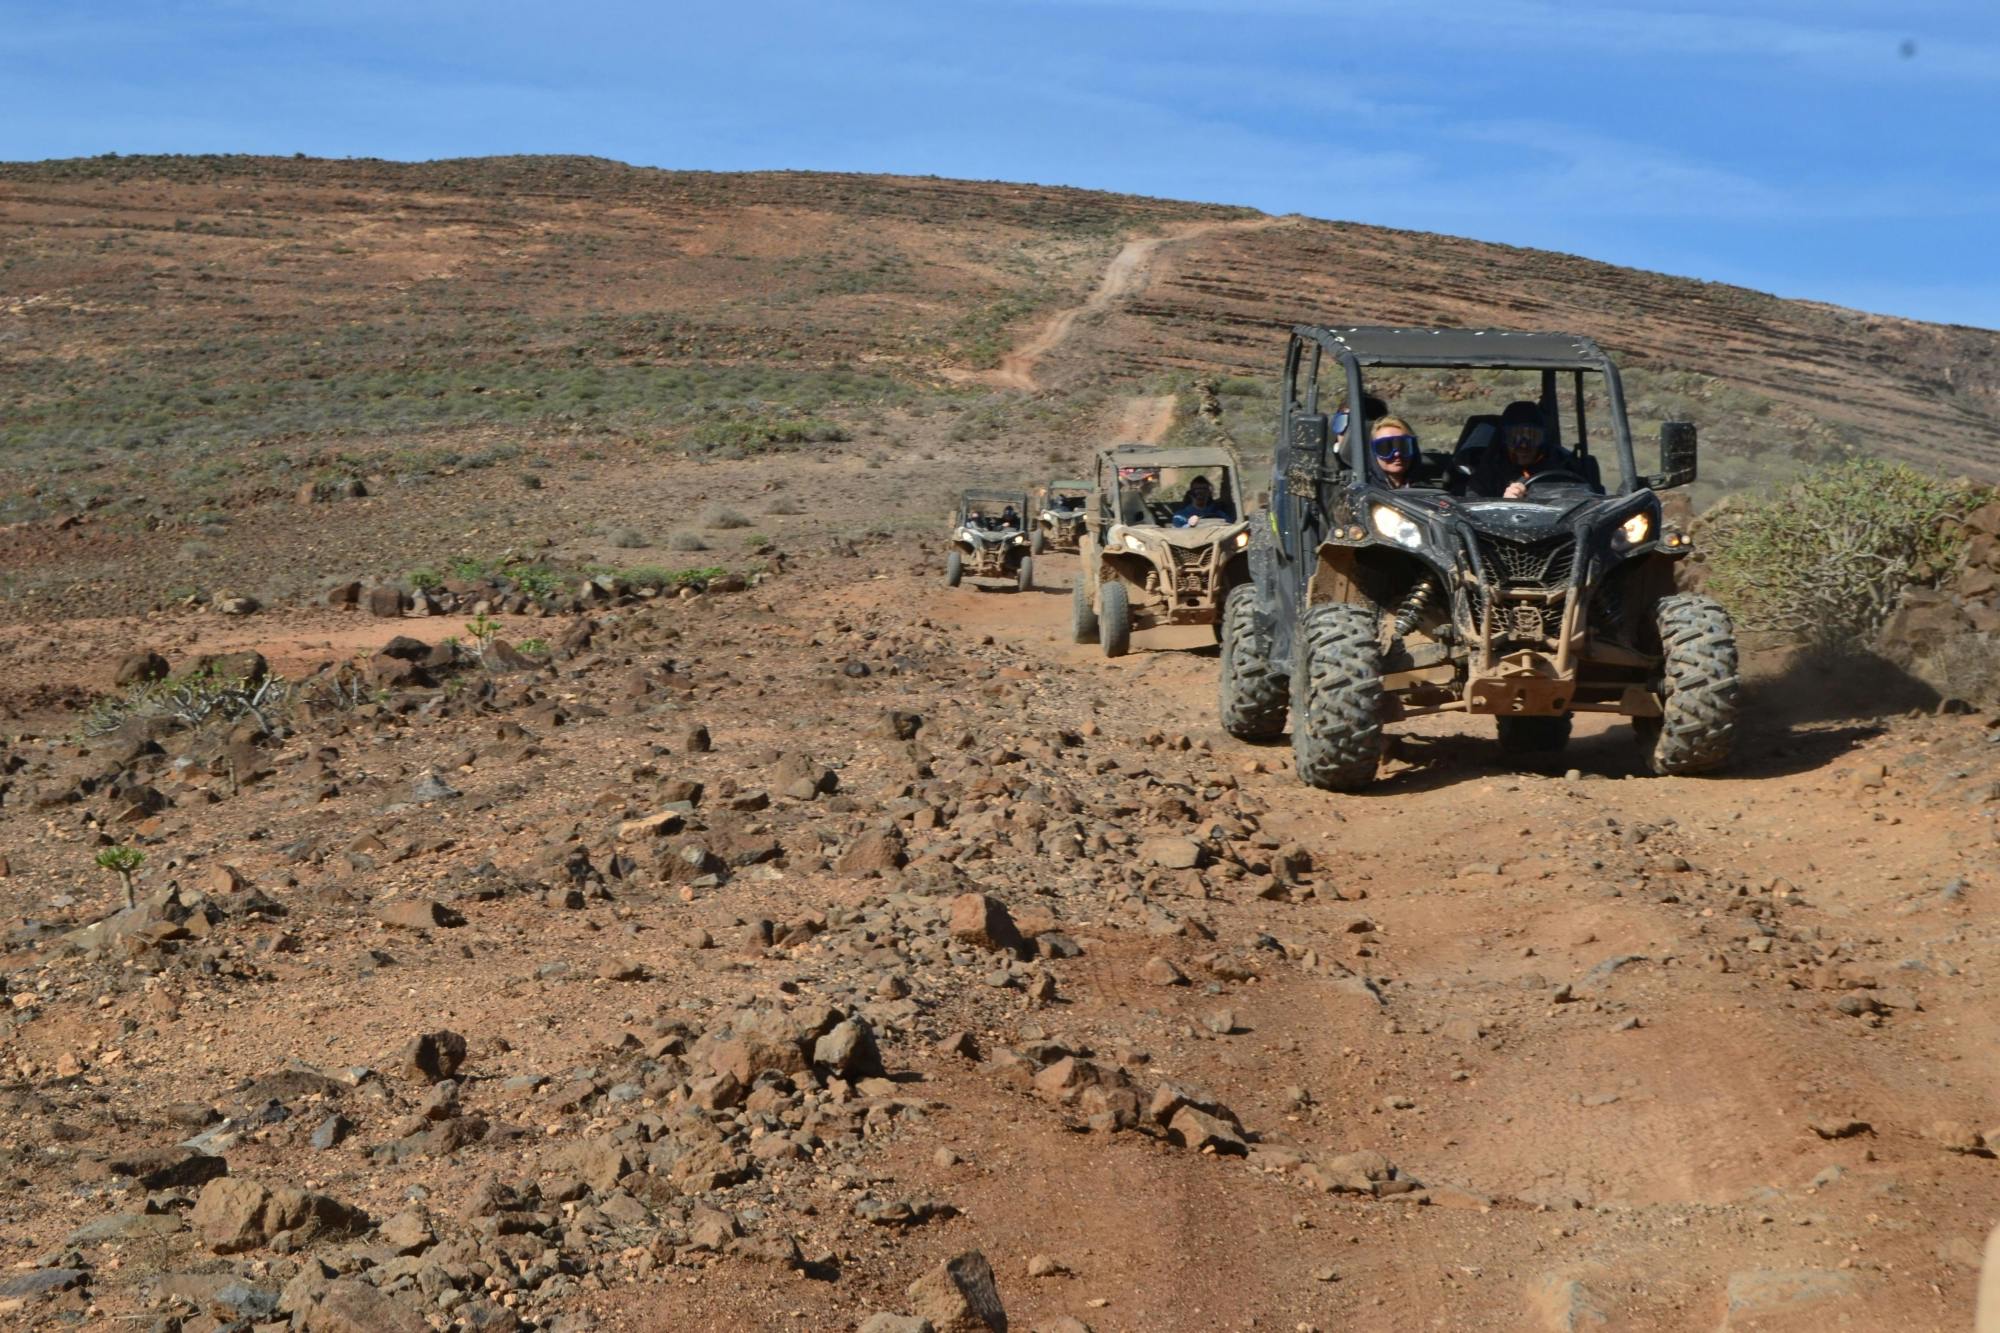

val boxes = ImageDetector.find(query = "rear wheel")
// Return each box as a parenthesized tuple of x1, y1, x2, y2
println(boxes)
(1291, 602, 1383, 791)
(1496, 715, 1573, 755)
(1071, 583, 1099, 643)
(1098, 581, 1132, 658)
(945, 550, 963, 588)
(1639, 594, 1739, 774)
(1218, 584, 1287, 739)
(1017, 557, 1034, 593)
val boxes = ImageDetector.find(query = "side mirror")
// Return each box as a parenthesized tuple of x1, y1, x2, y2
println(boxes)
(1648, 421, 1697, 489)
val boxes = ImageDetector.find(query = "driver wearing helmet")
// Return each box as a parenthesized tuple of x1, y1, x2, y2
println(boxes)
(1171, 475, 1235, 527)
(1471, 401, 1579, 499)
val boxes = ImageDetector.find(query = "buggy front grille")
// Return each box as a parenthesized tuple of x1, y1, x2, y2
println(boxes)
(1167, 544, 1215, 599)
(1469, 533, 1578, 642)
(1474, 534, 1576, 587)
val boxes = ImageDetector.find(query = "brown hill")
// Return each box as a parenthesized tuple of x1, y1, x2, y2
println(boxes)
(2, 154, 1997, 617)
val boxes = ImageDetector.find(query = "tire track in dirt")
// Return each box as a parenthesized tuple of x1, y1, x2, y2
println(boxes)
(953, 216, 1287, 393)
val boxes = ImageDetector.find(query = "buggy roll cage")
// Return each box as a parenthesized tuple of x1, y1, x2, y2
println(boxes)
(1283, 326, 1643, 495)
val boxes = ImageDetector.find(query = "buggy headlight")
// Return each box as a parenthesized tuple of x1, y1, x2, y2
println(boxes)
(1232, 530, 1250, 549)
(1370, 505, 1423, 550)
(1617, 512, 1652, 547)
(1011, 534, 1027, 546)
(1122, 533, 1146, 553)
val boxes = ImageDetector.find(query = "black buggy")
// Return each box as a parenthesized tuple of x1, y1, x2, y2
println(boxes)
(945, 488, 1034, 592)
(1219, 326, 1739, 790)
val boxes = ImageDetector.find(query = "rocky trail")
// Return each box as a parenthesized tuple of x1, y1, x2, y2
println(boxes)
(2, 531, 1997, 1332)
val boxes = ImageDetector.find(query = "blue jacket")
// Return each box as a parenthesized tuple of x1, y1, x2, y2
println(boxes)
(1172, 500, 1234, 527)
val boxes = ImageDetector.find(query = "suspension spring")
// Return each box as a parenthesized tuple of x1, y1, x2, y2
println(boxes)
(1393, 575, 1442, 636)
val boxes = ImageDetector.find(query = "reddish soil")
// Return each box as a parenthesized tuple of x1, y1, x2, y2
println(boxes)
(0, 157, 1995, 1332)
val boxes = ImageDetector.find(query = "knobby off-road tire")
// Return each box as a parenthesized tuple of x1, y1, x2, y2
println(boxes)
(1218, 584, 1287, 740)
(945, 550, 963, 588)
(1641, 593, 1740, 775)
(1032, 529, 1048, 555)
(1496, 715, 1573, 755)
(1291, 602, 1383, 791)
(1071, 583, 1099, 643)
(1017, 557, 1034, 593)
(1098, 581, 1132, 658)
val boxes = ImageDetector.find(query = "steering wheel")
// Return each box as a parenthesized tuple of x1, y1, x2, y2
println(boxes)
(1521, 469, 1597, 493)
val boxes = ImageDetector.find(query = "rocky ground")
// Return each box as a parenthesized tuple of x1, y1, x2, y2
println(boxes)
(2, 531, 1997, 1332)
(4, 156, 1999, 1332)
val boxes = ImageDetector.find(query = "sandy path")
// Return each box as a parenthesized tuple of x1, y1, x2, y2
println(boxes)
(959, 217, 1285, 392)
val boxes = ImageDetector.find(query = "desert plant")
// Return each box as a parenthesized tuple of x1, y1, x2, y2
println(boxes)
(667, 531, 710, 552)
(1705, 460, 1975, 646)
(84, 670, 291, 739)
(95, 845, 144, 909)
(518, 638, 549, 657)
(464, 613, 500, 649)
(702, 506, 752, 530)
(606, 526, 650, 549)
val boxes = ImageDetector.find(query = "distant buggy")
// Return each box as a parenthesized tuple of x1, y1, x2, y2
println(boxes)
(1219, 325, 1738, 789)
(1071, 444, 1251, 657)
(1032, 479, 1092, 554)
(945, 489, 1034, 592)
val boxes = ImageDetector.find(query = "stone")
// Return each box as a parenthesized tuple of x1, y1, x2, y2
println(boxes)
(68, 1211, 185, 1244)
(907, 1250, 1006, 1332)
(192, 1178, 364, 1254)
(1142, 956, 1187, 986)
(814, 1019, 885, 1079)
(1026, 1254, 1069, 1278)
(1720, 1269, 1854, 1329)
(948, 893, 1024, 955)
(309, 1115, 350, 1150)
(618, 810, 684, 840)
(1167, 1105, 1248, 1155)
(379, 899, 464, 930)
(298, 1278, 419, 1333)
(377, 1207, 434, 1255)
(837, 829, 908, 876)
(114, 651, 171, 686)
(859, 1318, 935, 1333)
(83, 1145, 228, 1191)
(1140, 837, 1204, 870)
(366, 586, 409, 619)
(398, 1030, 468, 1083)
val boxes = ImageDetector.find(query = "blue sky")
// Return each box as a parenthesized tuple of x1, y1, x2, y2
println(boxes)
(4, 0, 1997, 329)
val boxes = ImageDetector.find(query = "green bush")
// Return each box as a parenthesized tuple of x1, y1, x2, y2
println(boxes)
(1704, 460, 1975, 645)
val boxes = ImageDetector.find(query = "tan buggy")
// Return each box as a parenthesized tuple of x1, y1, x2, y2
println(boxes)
(1071, 445, 1252, 657)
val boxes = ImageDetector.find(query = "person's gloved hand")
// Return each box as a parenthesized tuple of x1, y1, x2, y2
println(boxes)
(1503, 480, 1529, 500)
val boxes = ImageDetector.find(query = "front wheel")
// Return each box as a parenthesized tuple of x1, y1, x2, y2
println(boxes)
(1016, 557, 1034, 593)
(1071, 583, 1098, 643)
(1031, 529, 1048, 555)
(1099, 580, 1132, 658)
(1639, 593, 1739, 774)
(1218, 584, 1287, 739)
(945, 550, 963, 588)
(1291, 602, 1383, 791)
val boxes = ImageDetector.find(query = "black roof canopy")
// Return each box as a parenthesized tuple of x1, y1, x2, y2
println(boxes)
(1300, 325, 1612, 370)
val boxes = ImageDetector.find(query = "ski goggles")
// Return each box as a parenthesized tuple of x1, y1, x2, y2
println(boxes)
(1370, 434, 1419, 460)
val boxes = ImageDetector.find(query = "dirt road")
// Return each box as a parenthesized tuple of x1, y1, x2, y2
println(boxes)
(959, 217, 1285, 392)
(2, 534, 1995, 1331)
